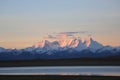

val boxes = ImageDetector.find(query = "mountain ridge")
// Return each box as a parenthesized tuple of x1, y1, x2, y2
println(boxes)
(0, 37, 120, 60)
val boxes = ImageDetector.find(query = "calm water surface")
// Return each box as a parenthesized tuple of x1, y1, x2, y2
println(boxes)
(0, 66, 120, 76)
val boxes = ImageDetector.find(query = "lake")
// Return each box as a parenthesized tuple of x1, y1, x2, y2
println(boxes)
(0, 66, 120, 76)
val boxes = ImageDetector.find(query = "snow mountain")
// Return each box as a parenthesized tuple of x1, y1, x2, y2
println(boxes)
(32, 36, 103, 52)
(0, 37, 120, 60)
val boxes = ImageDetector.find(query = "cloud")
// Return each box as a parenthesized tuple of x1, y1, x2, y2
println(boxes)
(43, 35, 55, 39)
(43, 31, 91, 40)
(56, 34, 68, 39)
(59, 31, 89, 35)
(43, 33, 73, 40)
(59, 32, 79, 35)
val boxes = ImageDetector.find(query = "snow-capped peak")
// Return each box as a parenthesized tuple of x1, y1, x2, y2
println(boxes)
(33, 40, 51, 48)
(31, 36, 103, 52)
(85, 37, 103, 52)
(58, 38, 80, 48)
(0, 36, 120, 60)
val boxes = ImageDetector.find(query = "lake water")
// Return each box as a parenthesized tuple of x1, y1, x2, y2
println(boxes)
(0, 66, 120, 76)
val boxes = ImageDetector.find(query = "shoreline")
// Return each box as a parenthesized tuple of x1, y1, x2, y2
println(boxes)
(0, 57, 120, 67)
(0, 75, 119, 80)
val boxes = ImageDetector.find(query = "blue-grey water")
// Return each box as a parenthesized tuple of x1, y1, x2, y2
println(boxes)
(0, 66, 120, 76)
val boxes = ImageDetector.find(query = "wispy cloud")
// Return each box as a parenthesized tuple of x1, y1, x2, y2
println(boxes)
(59, 31, 89, 35)
(43, 31, 91, 40)
(43, 35, 55, 39)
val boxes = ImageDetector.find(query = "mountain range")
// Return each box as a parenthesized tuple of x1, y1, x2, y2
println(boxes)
(0, 36, 120, 60)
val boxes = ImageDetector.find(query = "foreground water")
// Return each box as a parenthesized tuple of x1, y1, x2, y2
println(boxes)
(0, 66, 120, 76)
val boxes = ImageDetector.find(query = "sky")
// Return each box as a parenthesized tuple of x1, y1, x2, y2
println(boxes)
(0, 0, 120, 48)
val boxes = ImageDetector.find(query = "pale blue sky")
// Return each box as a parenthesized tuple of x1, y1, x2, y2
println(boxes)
(0, 0, 120, 48)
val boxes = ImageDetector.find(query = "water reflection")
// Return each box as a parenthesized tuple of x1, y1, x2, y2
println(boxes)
(0, 66, 120, 76)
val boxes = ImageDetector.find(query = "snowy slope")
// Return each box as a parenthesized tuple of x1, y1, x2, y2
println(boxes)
(31, 36, 103, 52)
(0, 36, 120, 60)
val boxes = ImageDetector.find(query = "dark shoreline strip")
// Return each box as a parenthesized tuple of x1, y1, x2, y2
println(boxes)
(0, 57, 120, 67)
(0, 75, 120, 80)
